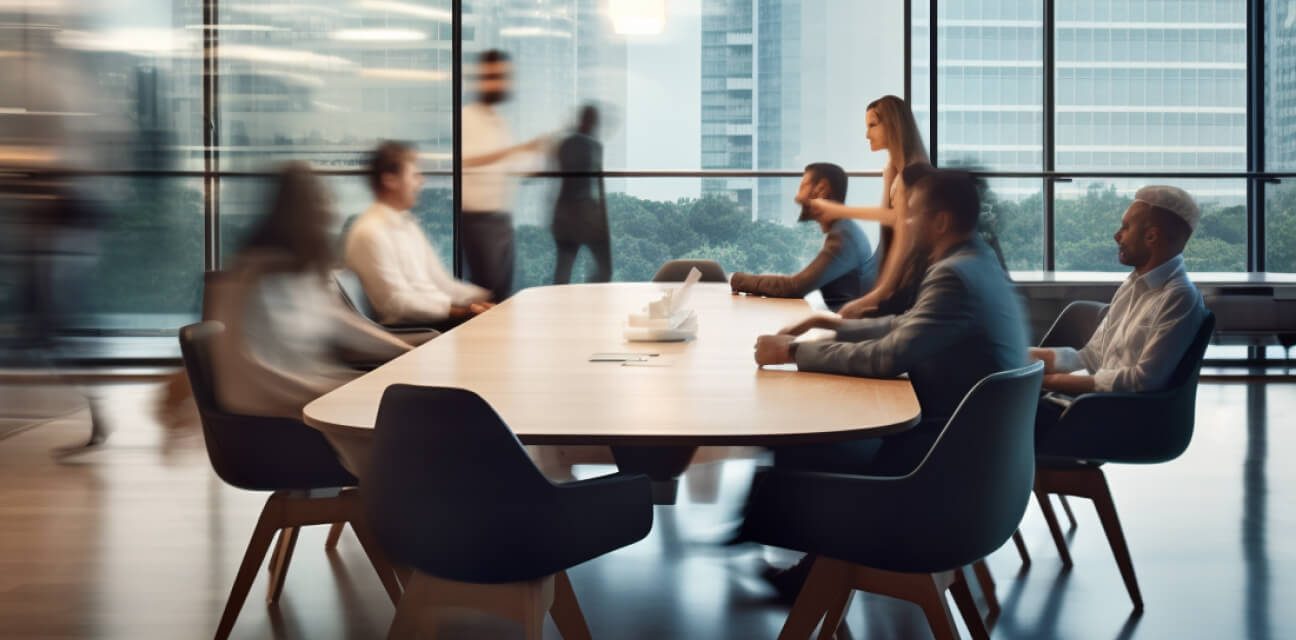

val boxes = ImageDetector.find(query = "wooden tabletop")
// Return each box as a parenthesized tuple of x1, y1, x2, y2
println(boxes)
(303, 283, 920, 446)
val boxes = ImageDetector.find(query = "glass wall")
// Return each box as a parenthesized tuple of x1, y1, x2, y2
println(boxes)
(1054, 178, 1247, 272)
(510, 176, 880, 292)
(1055, 1, 1246, 173)
(935, 0, 1044, 171)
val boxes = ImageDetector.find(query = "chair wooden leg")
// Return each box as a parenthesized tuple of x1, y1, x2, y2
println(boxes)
(266, 525, 300, 604)
(1085, 472, 1144, 612)
(1059, 495, 1078, 530)
(815, 589, 854, 640)
(267, 527, 289, 575)
(778, 557, 850, 640)
(913, 573, 961, 640)
(214, 496, 282, 640)
(1034, 487, 1074, 568)
(387, 570, 555, 640)
(970, 560, 1000, 618)
(325, 522, 345, 549)
(950, 570, 989, 640)
(549, 571, 591, 640)
(1011, 529, 1031, 567)
(348, 512, 404, 605)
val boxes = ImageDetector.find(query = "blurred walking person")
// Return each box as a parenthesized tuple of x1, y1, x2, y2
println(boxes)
(461, 49, 545, 301)
(551, 104, 612, 285)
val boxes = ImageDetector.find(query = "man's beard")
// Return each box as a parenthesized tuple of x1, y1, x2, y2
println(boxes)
(480, 90, 509, 105)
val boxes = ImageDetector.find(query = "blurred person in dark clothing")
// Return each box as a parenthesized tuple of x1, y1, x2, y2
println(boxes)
(551, 104, 612, 285)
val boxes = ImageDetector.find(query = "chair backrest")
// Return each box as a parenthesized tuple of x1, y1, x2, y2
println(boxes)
(178, 322, 356, 491)
(1040, 300, 1108, 349)
(1136, 310, 1217, 461)
(903, 361, 1045, 570)
(364, 385, 556, 579)
(652, 259, 727, 283)
(333, 268, 380, 323)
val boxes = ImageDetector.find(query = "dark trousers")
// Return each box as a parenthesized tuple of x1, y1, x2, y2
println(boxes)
(461, 212, 514, 302)
(552, 234, 612, 285)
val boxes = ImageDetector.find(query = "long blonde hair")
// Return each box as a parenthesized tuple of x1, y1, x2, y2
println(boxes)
(867, 95, 928, 169)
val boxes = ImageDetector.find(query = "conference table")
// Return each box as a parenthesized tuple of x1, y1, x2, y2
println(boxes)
(304, 282, 920, 502)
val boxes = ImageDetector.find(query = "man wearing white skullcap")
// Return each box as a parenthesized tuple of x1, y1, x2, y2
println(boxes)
(1029, 185, 1208, 396)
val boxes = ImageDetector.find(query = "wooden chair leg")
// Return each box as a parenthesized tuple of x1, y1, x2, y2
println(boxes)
(550, 571, 591, 640)
(1034, 487, 1074, 568)
(949, 570, 989, 640)
(214, 497, 282, 640)
(1059, 495, 1078, 530)
(387, 570, 555, 640)
(970, 560, 1000, 618)
(1086, 472, 1144, 612)
(1011, 529, 1031, 567)
(778, 557, 849, 640)
(815, 589, 854, 640)
(913, 573, 961, 640)
(267, 527, 289, 575)
(325, 522, 346, 550)
(348, 514, 404, 605)
(266, 526, 300, 604)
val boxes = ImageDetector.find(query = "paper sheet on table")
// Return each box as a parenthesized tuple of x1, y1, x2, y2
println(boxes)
(669, 267, 703, 315)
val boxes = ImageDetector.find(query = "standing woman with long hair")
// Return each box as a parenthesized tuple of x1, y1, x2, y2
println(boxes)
(807, 95, 929, 318)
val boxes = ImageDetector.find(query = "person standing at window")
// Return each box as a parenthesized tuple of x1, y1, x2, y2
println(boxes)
(461, 49, 546, 301)
(807, 95, 931, 318)
(551, 104, 612, 285)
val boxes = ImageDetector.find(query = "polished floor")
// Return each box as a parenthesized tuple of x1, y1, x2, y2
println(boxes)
(0, 379, 1292, 639)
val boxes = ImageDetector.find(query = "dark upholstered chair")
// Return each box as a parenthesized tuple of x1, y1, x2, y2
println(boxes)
(744, 362, 1044, 640)
(179, 322, 401, 640)
(1010, 300, 1111, 564)
(1030, 312, 1215, 611)
(333, 268, 444, 342)
(651, 259, 727, 283)
(365, 385, 654, 638)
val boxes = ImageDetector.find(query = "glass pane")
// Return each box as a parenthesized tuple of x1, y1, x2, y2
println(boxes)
(1055, 178, 1246, 272)
(936, 0, 1044, 170)
(79, 177, 205, 331)
(216, 0, 454, 172)
(1055, 1, 1246, 172)
(461, 0, 903, 221)
(0, 2, 203, 172)
(220, 174, 453, 269)
(1266, 0, 1296, 170)
(1265, 180, 1296, 272)
(912, 0, 931, 146)
(509, 176, 885, 295)
(981, 178, 1044, 271)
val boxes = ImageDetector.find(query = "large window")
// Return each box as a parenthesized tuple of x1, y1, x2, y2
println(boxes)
(920, 0, 1283, 273)
(5, 0, 1296, 347)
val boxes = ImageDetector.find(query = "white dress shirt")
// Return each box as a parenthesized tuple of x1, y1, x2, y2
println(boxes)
(344, 202, 489, 323)
(462, 102, 518, 213)
(1050, 255, 1206, 392)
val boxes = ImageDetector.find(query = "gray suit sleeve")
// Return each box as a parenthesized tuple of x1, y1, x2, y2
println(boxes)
(795, 266, 974, 378)
(834, 316, 898, 342)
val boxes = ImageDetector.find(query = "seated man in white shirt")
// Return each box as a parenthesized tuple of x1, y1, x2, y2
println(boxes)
(345, 141, 493, 334)
(1030, 185, 1208, 398)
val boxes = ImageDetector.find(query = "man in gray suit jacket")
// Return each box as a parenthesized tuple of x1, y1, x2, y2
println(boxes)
(755, 164, 1028, 475)
(744, 165, 1029, 602)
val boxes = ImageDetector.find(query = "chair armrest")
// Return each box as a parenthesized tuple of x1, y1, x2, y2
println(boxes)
(555, 471, 653, 505)
(743, 467, 921, 557)
(1042, 389, 1192, 463)
(547, 472, 654, 551)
